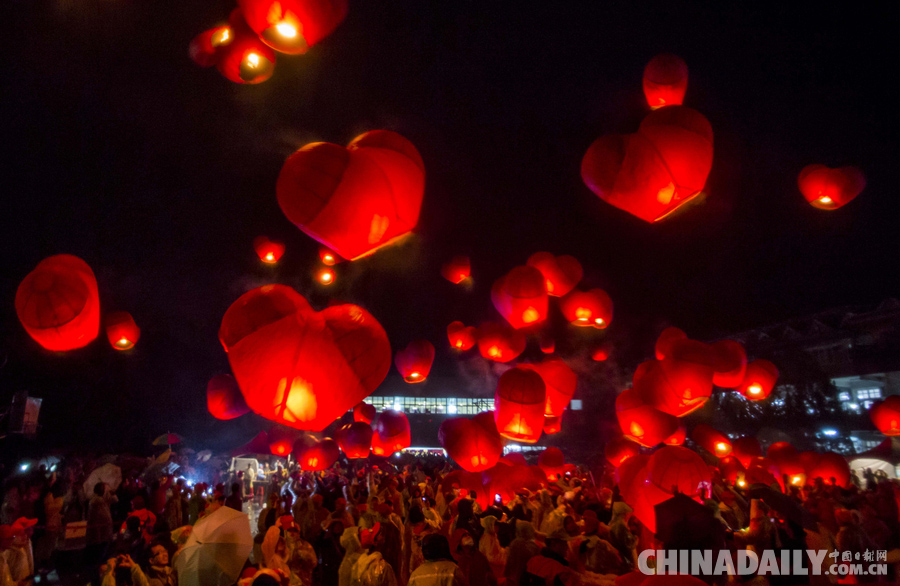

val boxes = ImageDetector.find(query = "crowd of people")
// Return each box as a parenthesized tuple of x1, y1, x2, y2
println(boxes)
(2, 452, 900, 586)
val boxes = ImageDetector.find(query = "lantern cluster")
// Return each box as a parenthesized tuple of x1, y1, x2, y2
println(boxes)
(189, 0, 348, 84)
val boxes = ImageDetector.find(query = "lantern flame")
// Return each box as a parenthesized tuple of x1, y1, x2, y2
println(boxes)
(265, 252, 274, 261)
(275, 21, 298, 38)
(117, 337, 130, 347)
(747, 384, 762, 396)
(716, 442, 728, 454)
(630, 422, 644, 438)
(488, 346, 501, 358)
(575, 307, 591, 322)
(246, 53, 260, 68)
(521, 307, 540, 324)
(318, 269, 334, 284)
(214, 28, 230, 45)
(791, 475, 803, 485)
(818, 196, 833, 205)
(737, 479, 746, 487)
(594, 317, 605, 326)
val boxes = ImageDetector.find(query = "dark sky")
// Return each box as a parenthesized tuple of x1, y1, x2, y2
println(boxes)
(1, 1, 897, 452)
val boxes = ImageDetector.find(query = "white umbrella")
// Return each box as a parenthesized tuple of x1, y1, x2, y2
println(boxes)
(82, 463, 122, 495)
(175, 506, 252, 586)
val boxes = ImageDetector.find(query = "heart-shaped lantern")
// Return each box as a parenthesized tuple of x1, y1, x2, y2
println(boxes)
(442, 256, 471, 284)
(491, 266, 548, 329)
(475, 322, 526, 362)
(710, 339, 747, 389)
(615, 387, 679, 448)
(559, 289, 613, 329)
(238, 0, 348, 55)
(336, 422, 373, 459)
(798, 164, 865, 210)
(439, 411, 503, 472)
(277, 130, 425, 261)
(207, 374, 251, 420)
(520, 357, 577, 418)
(353, 401, 376, 424)
(371, 409, 411, 456)
(216, 10, 277, 85)
(447, 321, 477, 351)
(526, 252, 583, 297)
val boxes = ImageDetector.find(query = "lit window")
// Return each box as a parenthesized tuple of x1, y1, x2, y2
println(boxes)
(570, 400, 583, 411)
(838, 392, 851, 402)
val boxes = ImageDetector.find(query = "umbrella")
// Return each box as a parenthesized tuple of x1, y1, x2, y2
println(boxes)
(153, 433, 184, 447)
(175, 505, 252, 586)
(83, 463, 122, 495)
(748, 485, 817, 531)
(654, 493, 723, 547)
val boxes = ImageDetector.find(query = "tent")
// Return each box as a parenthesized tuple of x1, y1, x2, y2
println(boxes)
(848, 437, 900, 478)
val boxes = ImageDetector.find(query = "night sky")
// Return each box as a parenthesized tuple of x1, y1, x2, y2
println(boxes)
(1, 1, 897, 453)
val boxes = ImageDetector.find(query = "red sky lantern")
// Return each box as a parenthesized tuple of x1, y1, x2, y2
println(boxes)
(605, 436, 641, 467)
(655, 327, 687, 360)
(538, 447, 566, 481)
(441, 256, 471, 284)
(277, 130, 425, 261)
(591, 344, 610, 362)
(871, 396, 900, 436)
(189, 25, 232, 67)
(253, 236, 285, 264)
(643, 54, 688, 110)
(371, 409, 411, 456)
(539, 333, 555, 354)
(491, 266, 548, 329)
(207, 374, 251, 420)
(615, 387, 679, 448)
(581, 106, 713, 223)
(494, 367, 546, 443)
(297, 437, 341, 470)
(691, 424, 732, 458)
(711, 340, 747, 389)
(316, 267, 335, 286)
(336, 422, 372, 459)
(543, 415, 562, 434)
(663, 425, 686, 446)
(447, 321, 476, 351)
(633, 358, 713, 417)
(647, 446, 710, 497)
(475, 322, 526, 362)
(353, 401, 376, 424)
(268, 427, 299, 457)
(559, 289, 613, 329)
(718, 456, 746, 485)
(526, 252, 583, 297)
(768, 442, 805, 486)
(237, 0, 348, 54)
(219, 284, 391, 431)
(394, 339, 435, 383)
(16, 254, 100, 352)
(105, 311, 140, 351)
(216, 11, 276, 84)
(521, 357, 577, 418)
(808, 452, 851, 487)
(798, 164, 866, 210)
(738, 359, 779, 400)
(439, 412, 503, 472)
(732, 436, 762, 468)
(318, 245, 342, 266)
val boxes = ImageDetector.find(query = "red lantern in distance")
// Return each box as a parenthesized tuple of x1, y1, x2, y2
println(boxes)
(237, 0, 348, 55)
(476, 322, 526, 362)
(268, 427, 299, 457)
(605, 436, 640, 467)
(711, 340, 747, 388)
(543, 416, 562, 435)
(394, 339, 435, 383)
(521, 358, 576, 418)
(442, 256, 471, 284)
(871, 396, 900, 436)
(494, 367, 546, 444)
(808, 452, 851, 487)
(615, 387, 679, 448)
(253, 236, 285, 264)
(643, 54, 689, 110)
(318, 246, 341, 266)
(371, 410, 411, 456)
(317, 267, 335, 286)
(439, 412, 503, 473)
(559, 289, 613, 329)
(207, 374, 251, 420)
(526, 252, 583, 297)
(216, 11, 276, 84)
(591, 345, 610, 362)
(189, 25, 232, 67)
(278, 130, 425, 261)
(663, 425, 686, 446)
(798, 165, 866, 210)
(219, 284, 391, 431)
(738, 359, 779, 400)
(16, 254, 101, 352)
(719, 456, 746, 485)
(353, 402, 376, 424)
(732, 437, 762, 468)
(655, 327, 687, 360)
(447, 321, 476, 351)
(539, 334, 555, 354)
(491, 266, 548, 329)
(538, 447, 566, 481)
(336, 422, 373, 459)
(691, 424, 732, 458)
(105, 311, 140, 351)
(297, 437, 340, 471)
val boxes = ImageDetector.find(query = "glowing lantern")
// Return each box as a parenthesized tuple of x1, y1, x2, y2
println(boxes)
(336, 422, 372, 459)
(732, 437, 762, 468)
(539, 333, 555, 354)
(268, 427, 299, 457)
(543, 415, 562, 434)
(642, 54, 688, 109)
(447, 321, 476, 351)
(526, 252, 583, 297)
(647, 446, 710, 497)
(353, 402, 376, 424)
(738, 359, 779, 400)
(767, 442, 804, 484)
(317, 267, 335, 285)
(605, 436, 640, 467)
(189, 25, 232, 67)
(207, 374, 251, 420)
(237, 0, 348, 54)
(559, 289, 613, 329)
(691, 424, 732, 458)
(219, 284, 391, 431)
(16, 254, 100, 352)
(439, 412, 503, 473)
(798, 164, 866, 210)
(808, 452, 851, 487)
(521, 358, 576, 418)
(318, 246, 341, 266)
(105, 311, 140, 351)
(493, 367, 546, 443)
(591, 344, 610, 362)
(277, 130, 425, 261)
(718, 456, 746, 485)
(581, 106, 713, 223)
(538, 447, 566, 481)
(394, 339, 435, 383)
(215, 11, 276, 84)
(297, 437, 340, 471)
(615, 387, 679, 448)
(654, 327, 687, 360)
(441, 256, 471, 284)
(663, 425, 686, 446)
(620, 463, 669, 534)
(633, 358, 713, 417)
(491, 266, 548, 329)
(253, 236, 285, 264)
(371, 410, 411, 456)
(475, 322, 526, 362)
(871, 396, 900, 436)
(710, 340, 747, 389)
